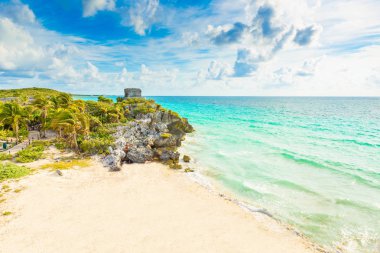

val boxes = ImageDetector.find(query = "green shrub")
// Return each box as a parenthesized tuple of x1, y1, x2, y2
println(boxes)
(0, 130, 13, 139)
(31, 140, 52, 148)
(107, 113, 119, 123)
(54, 140, 68, 151)
(0, 163, 31, 181)
(79, 138, 113, 155)
(0, 153, 12, 161)
(15, 144, 44, 163)
(133, 104, 156, 115)
(98, 95, 114, 104)
(18, 128, 29, 141)
(123, 97, 148, 104)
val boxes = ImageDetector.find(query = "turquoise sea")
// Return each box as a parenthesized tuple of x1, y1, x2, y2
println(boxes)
(75, 95, 380, 252)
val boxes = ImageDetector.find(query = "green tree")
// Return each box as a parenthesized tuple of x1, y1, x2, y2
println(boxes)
(32, 95, 54, 137)
(0, 102, 28, 141)
(51, 109, 90, 150)
(51, 93, 73, 109)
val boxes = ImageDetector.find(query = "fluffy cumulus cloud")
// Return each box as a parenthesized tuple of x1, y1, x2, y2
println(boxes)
(0, 1, 110, 91)
(0, 0, 36, 24)
(206, 1, 323, 77)
(82, 0, 116, 17)
(0, 17, 40, 70)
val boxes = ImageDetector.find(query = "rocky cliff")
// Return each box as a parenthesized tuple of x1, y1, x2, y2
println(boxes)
(103, 98, 193, 171)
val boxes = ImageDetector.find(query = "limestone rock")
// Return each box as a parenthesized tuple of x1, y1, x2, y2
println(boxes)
(183, 155, 191, 163)
(102, 101, 194, 168)
(184, 168, 194, 173)
(126, 146, 154, 163)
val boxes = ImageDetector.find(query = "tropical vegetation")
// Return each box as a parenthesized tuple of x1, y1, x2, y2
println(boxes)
(0, 163, 31, 182)
(0, 88, 180, 162)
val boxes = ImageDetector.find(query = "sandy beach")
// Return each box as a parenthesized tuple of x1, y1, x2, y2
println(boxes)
(0, 160, 316, 253)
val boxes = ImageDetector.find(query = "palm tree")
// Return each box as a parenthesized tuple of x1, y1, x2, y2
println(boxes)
(0, 102, 28, 142)
(71, 100, 86, 113)
(51, 109, 90, 150)
(32, 95, 53, 138)
(51, 93, 73, 109)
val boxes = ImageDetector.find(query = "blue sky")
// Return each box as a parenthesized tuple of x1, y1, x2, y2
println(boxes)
(0, 0, 379, 95)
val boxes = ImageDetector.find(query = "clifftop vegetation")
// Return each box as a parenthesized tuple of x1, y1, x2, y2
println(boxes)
(0, 87, 68, 99)
(0, 89, 193, 173)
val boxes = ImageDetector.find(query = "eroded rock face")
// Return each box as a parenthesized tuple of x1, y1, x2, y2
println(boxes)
(103, 109, 193, 170)
(126, 146, 154, 163)
(157, 149, 180, 162)
(103, 147, 126, 171)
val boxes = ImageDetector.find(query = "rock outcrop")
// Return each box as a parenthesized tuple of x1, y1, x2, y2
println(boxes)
(103, 100, 194, 171)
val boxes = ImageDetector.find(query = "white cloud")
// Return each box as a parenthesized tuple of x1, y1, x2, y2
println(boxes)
(206, 60, 233, 80)
(181, 32, 200, 46)
(0, 0, 36, 25)
(0, 17, 45, 70)
(1, 0, 380, 96)
(82, 0, 116, 17)
(137, 64, 178, 85)
(120, 0, 159, 35)
(202, 1, 324, 77)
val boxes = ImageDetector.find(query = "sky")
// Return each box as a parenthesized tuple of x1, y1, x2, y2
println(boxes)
(0, 0, 379, 96)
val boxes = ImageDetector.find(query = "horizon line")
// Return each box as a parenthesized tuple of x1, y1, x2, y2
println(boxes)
(72, 94, 380, 98)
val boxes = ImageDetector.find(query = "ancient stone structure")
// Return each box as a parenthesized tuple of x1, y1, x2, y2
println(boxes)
(124, 88, 142, 98)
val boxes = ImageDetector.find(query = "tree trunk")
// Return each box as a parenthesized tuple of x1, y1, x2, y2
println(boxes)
(14, 123, 19, 144)
(42, 112, 47, 138)
(72, 132, 78, 151)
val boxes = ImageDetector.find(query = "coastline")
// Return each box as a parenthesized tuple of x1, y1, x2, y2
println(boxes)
(181, 161, 328, 253)
(0, 156, 317, 253)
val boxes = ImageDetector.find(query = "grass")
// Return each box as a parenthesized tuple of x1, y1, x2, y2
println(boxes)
(14, 188, 23, 193)
(0, 198, 6, 203)
(0, 153, 13, 161)
(0, 163, 31, 182)
(1, 185, 10, 191)
(40, 159, 92, 171)
(15, 142, 45, 163)
(2, 211, 12, 216)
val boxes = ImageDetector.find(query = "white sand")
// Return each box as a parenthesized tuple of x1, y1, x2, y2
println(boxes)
(0, 161, 316, 253)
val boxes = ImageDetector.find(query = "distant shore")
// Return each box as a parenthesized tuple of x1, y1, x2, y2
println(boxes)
(0, 153, 317, 253)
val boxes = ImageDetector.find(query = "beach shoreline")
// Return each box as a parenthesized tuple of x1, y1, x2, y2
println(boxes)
(0, 156, 319, 253)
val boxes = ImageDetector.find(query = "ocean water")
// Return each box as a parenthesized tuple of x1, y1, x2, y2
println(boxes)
(75, 95, 380, 252)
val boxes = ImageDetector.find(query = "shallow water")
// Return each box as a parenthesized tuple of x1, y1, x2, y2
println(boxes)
(75, 95, 380, 252)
